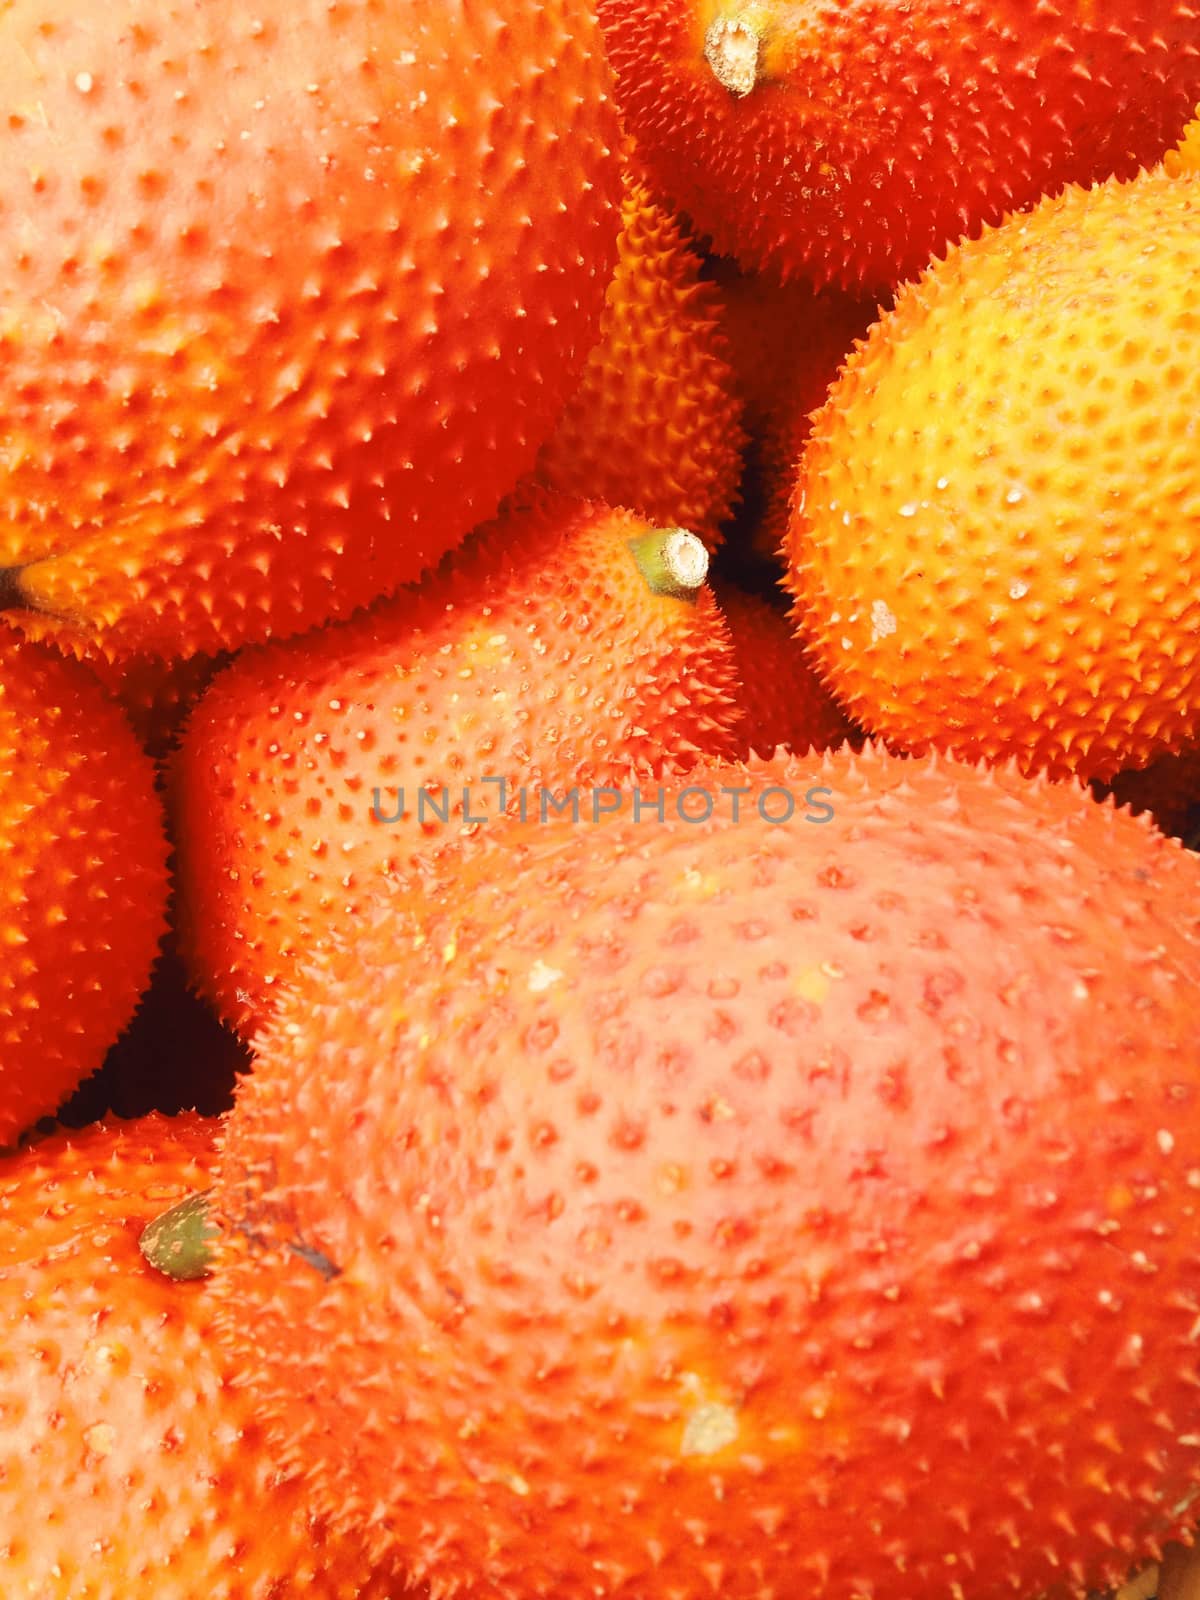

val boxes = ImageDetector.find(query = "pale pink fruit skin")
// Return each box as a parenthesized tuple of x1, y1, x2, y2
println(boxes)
(209, 745, 1200, 1600)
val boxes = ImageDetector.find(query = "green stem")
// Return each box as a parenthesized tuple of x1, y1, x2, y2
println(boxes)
(627, 527, 709, 600)
(139, 1187, 217, 1280)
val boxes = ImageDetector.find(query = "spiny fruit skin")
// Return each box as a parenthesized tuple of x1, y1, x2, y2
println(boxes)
(0, 0, 621, 659)
(0, 637, 168, 1146)
(784, 159, 1200, 784)
(209, 745, 1200, 1600)
(34, 630, 227, 760)
(713, 581, 854, 757)
(530, 160, 745, 547)
(80, 649, 222, 759)
(710, 263, 879, 567)
(0, 1114, 410, 1598)
(170, 493, 744, 1034)
(593, 0, 1200, 290)
(711, 260, 881, 442)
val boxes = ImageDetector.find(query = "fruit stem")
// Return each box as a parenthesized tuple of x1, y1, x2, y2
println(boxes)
(139, 1187, 217, 1280)
(628, 528, 709, 600)
(704, 9, 770, 98)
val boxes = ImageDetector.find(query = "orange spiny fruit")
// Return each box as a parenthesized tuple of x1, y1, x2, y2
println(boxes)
(0, 637, 168, 1146)
(784, 140, 1200, 783)
(34, 630, 227, 760)
(0, 1113, 410, 1597)
(592, 0, 1200, 289)
(0, 0, 621, 658)
(204, 745, 1200, 1599)
(530, 160, 745, 547)
(170, 493, 744, 1035)
(713, 582, 854, 757)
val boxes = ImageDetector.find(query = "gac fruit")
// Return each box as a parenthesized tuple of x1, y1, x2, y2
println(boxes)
(784, 147, 1200, 783)
(531, 160, 745, 547)
(170, 493, 744, 1034)
(593, 0, 1200, 288)
(0, 637, 168, 1145)
(0, 1114, 408, 1598)
(206, 745, 1200, 1600)
(44, 633, 226, 760)
(711, 263, 879, 567)
(0, 0, 621, 657)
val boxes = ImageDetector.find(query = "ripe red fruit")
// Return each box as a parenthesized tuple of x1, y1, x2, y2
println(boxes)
(207, 746, 1200, 1600)
(170, 493, 744, 1033)
(0, 637, 168, 1145)
(0, 0, 621, 657)
(711, 264, 879, 567)
(593, 0, 1200, 288)
(50, 634, 225, 759)
(0, 1114, 408, 1597)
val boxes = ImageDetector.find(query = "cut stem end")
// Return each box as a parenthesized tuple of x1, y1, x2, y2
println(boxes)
(628, 527, 709, 599)
(704, 15, 766, 98)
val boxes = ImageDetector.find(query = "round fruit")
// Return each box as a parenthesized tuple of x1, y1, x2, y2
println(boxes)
(531, 156, 745, 546)
(60, 636, 225, 760)
(0, 1114, 405, 1597)
(593, 0, 1200, 288)
(784, 152, 1200, 783)
(0, 636, 168, 1146)
(0, 0, 622, 657)
(208, 745, 1200, 1600)
(170, 493, 743, 1034)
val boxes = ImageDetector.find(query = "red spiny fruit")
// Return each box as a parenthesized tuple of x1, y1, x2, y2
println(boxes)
(43, 632, 227, 760)
(710, 263, 878, 567)
(170, 493, 744, 1034)
(207, 745, 1200, 1599)
(0, 637, 168, 1146)
(713, 581, 855, 757)
(530, 158, 745, 546)
(0, 0, 621, 658)
(0, 1114, 411, 1597)
(592, 0, 1200, 289)
(712, 261, 880, 441)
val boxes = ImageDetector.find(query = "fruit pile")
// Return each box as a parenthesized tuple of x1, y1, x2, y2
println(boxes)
(2, 1, 1200, 1596)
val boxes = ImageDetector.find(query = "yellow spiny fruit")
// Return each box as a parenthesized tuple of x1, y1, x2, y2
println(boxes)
(784, 124, 1200, 784)
(531, 161, 745, 547)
